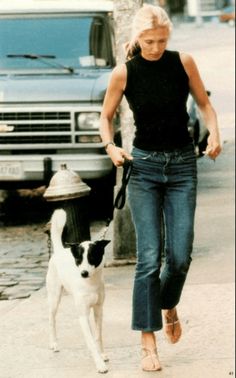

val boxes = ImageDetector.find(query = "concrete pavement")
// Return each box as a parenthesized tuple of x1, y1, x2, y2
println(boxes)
(0, 142, 234, 378)
(0, 22, 235, 377)
(0, 270, 234, 378)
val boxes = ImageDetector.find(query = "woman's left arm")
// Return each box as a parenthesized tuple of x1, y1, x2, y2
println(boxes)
(180, 53, 222, 160)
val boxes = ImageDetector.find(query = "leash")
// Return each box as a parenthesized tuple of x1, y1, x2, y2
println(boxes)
(99, 158, 133, 240)
(114, 158, 133, 210)
(45, 159, 133, 254)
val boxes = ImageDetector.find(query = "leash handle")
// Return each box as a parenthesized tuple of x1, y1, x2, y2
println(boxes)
(99, 159, 133, 240)
(114, 159, 133, 210)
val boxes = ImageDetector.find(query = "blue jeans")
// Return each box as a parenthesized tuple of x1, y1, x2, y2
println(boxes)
(128, 143, 197, 331)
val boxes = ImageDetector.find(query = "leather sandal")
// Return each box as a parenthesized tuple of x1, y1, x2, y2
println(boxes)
(163, 308, 182, 344)
(141, 347, 162, 371)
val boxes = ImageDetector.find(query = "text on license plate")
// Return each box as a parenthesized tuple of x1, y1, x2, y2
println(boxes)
(0, 162, 23, 179)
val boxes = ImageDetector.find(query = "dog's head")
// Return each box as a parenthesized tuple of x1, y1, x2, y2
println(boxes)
(70, 240, 110, 278)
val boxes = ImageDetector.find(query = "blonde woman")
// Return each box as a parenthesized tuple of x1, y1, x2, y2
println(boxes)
(100, 4, 221, 372)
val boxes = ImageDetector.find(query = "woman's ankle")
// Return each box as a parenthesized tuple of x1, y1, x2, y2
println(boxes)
(163, 307, 177, 320)
(141, 331, 157, 350)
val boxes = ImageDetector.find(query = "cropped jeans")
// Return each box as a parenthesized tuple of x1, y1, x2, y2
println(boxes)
(127, 143, 197, 332)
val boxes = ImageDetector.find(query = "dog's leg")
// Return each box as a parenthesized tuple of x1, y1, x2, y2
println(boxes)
(46, 261, 63, 352)
(94, 304, 108, 362)
(78, 312, 108, 374)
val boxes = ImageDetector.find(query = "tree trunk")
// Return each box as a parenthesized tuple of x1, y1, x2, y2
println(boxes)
(113, 0, 143, 260)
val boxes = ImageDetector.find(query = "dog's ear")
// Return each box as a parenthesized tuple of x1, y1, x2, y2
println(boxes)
(94, 239, 110, 250)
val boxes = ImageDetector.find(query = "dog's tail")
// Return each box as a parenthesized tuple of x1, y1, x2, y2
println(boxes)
(50, 209, 67, 252)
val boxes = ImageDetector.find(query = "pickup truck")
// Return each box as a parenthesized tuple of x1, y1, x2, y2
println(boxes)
(0, 0, 118, 217)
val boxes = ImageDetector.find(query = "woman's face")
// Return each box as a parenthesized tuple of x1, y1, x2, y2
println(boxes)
(137, 27, 170, 61)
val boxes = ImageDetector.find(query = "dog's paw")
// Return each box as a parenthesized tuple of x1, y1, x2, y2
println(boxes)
(97, 362, 108, 374)
(101, 353, 109, 362)
(49, 342, 60, 352)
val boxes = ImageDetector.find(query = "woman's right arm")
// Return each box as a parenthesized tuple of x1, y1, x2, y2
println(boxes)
(100, 64, 132, 167)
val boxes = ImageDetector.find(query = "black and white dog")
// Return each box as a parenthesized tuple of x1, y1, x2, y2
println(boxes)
(46, 209, 110, 373)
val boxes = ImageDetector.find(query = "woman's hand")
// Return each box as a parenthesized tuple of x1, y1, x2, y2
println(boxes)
(204, 132, 222, 160)
(106, 144, 133, 167)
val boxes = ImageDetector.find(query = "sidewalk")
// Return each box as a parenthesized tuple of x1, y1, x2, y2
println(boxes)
(0, 273, 234, 378)
(0, 137, 234, 377)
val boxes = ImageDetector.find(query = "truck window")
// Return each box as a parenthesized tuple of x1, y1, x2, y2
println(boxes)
(0, 16, 112, 70)
(90, 18, 110, 66)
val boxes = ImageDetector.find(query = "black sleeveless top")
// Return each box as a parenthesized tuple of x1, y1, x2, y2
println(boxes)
(124, 50, 191, 151)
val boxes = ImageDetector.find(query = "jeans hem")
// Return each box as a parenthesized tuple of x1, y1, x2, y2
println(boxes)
(132, 326, 163, 332)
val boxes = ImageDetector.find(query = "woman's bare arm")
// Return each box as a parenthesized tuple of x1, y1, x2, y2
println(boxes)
(181, 53, 222, 159)
(100, 64, 132, 166)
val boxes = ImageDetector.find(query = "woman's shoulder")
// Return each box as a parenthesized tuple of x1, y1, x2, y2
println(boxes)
(179, 52, 195, 64)
(166, 50, 193, 61)
(112, 63, 127, 78)
(110, 64, 127, 91)
(179, 52, 198, 76)
(179, 52, 196, 69)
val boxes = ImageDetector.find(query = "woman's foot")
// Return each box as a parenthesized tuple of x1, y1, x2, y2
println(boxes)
(163, 307, 182, 344)
(141, 332, 162, 371)
(141, 347, 162, 371)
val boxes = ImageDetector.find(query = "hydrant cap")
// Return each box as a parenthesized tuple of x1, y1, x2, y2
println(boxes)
(43, 164, 91, 201)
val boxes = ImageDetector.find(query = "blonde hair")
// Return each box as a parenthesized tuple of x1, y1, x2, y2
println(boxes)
(125, 4, 172, 60)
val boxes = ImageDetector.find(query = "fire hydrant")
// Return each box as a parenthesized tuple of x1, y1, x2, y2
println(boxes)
(44, 164, 91, 246)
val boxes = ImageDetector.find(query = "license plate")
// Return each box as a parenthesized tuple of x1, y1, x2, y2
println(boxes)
(0, 162, 23, 179)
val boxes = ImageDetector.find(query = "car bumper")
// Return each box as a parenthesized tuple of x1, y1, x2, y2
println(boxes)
(0, 154, 113, 182)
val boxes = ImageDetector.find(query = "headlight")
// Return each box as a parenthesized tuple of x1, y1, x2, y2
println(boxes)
(76, 112, 100, 130)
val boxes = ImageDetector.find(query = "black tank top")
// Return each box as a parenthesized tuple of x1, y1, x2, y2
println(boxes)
(124, 50, 191, 151)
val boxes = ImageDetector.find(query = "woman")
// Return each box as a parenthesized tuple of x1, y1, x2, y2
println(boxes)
(100, 4, 221, 372)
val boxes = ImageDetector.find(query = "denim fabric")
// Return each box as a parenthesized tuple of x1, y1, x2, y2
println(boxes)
(128, 143, 197, 331)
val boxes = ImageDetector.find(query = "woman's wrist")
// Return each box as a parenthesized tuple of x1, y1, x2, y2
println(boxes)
(104, 141, 116, 151)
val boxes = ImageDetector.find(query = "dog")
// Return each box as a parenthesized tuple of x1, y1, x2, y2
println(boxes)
(46, 208, 110, 373)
